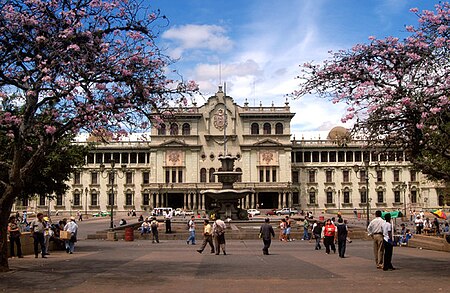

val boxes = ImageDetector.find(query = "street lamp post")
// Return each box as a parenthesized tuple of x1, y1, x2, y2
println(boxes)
(84, 187, 89, 216)
(338, 190, 341, 213)
(100, 159, 126, 230)
(401, 182, 407, 219)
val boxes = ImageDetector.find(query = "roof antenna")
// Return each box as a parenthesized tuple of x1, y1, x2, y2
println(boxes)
(223, 82, 228, 155)
(219, 61, 222, 86)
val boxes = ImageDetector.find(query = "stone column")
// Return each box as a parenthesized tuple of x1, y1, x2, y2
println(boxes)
(155, 192, 160, 207)
(193, 191, 198, 210)
(278, 192, 282, 209)
(187, 192, 192, 210)
(255, 192, 259, 208)
(288, 192, 293, 208)
(201, 193, 205, 210)
(183, 193, 188, 210)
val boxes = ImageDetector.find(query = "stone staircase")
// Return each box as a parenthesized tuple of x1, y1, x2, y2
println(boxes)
(87, 221, 369, 241)
(407, 234, 450, 252)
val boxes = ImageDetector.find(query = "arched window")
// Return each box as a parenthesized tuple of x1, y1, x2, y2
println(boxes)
(170, 123, 179, 135)
(200, 168, 207, 183)
(251, 123, 259, 135)
(275, 123, 283, 134)
(182, 123, 191, 135)
(158, 123, 166, 135)
(236, 167, 242, 182)
(263, 123, 271, 134)
(209, 168, 215, 183)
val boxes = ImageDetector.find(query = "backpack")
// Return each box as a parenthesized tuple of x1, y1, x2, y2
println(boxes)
(187, 220, 191, 230)
(151, 221, 158, 228)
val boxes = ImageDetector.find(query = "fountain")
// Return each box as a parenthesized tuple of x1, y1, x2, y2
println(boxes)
(201, 85, 253, 220)
(201, 155, 253, 220)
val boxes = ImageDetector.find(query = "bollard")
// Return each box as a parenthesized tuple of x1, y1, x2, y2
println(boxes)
(107, 231, 117, 241)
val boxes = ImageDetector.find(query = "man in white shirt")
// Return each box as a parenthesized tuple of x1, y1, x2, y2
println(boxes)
(165, 211, 173, 233)
(213, 218, 227, 255)
(64, 217, 79, 254)
(186, 216, 196, 245)
(367, 210, 385, 269)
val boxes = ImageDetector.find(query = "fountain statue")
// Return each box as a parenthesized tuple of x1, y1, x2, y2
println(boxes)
(201, 154, 253, 220)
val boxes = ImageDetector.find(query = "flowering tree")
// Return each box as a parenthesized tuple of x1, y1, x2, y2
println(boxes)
(294, 3, 450, 182)
(0, 0, 197, 271)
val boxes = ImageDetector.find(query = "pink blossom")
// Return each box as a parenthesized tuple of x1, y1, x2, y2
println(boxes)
(438, 25, 448, 34)
(401, 97, 411, 106)
(430, 107, 441, 114)
(45, 125, 57, 134)
(67, 44, 80, 51)
(416, 123, 424, 129)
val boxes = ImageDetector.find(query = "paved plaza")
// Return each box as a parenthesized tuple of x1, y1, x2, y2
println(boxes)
(1, 236, 449, 293)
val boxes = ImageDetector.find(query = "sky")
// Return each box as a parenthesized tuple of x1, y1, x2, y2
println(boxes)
(150, 0, 440, 139)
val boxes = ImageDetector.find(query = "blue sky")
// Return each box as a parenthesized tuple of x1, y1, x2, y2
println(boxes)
(151, 0, 439, 138)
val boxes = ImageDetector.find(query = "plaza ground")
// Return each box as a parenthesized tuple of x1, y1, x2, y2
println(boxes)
(1, 235, 449, 292)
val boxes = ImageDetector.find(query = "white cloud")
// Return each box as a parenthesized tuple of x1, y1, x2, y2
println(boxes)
(171, 0, 365, 133)
(162, 24, 233, 59)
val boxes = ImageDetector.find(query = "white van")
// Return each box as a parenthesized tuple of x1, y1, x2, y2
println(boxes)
(151, 207, 173, 216)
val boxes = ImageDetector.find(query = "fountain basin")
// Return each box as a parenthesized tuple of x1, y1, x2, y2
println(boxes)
(201, 189, 253, 201)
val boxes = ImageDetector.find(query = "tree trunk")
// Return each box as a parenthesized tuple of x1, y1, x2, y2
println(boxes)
(0, 189, 15, 272)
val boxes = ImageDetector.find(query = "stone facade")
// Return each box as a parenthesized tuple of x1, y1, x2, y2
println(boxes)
(13, 87, 446, 216)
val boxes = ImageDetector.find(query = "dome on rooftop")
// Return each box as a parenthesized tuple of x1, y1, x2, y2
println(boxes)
(327, 126, 351, 141)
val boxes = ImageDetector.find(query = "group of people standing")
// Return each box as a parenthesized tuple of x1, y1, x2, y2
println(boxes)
(310, 216, 349, 257)
(367, 210, 395, 271)
(7, 212, 79, 258)
(140, 217, 160, 243)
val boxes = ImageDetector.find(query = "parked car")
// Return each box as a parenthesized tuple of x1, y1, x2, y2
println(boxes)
(275, 208, 299, 216)
(151, 207, 173, 216)
(174, 208, 194, 216)
(247, 209, 261, 217)
(92, 211, 111, 217)
(184, 210, 195, 216)
(266, 209, 277, 216)
(174, 208, 183, 216)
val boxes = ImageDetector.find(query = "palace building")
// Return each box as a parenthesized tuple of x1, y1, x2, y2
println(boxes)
(14, 87, 446, 216)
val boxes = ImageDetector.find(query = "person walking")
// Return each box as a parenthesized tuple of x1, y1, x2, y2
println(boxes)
(322, 219, 337, 254)
(197, 219, 215, 254)
(312, 220, 322, 250)
(64, 217, 79, 254)
(336, 217, 348, 258)
(7, 216, 23, 258)
(150, 217, 159, 243)
(213, 218, 227, 255)
(186, 216, 196, 245)
(30, 213, 47, 258)
(367, 210, 385, 269)
(259, 218, 275, 255)
(382, 213, 395, 271)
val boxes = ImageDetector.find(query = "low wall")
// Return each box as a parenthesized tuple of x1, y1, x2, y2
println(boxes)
(7, 232, 65, 257)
